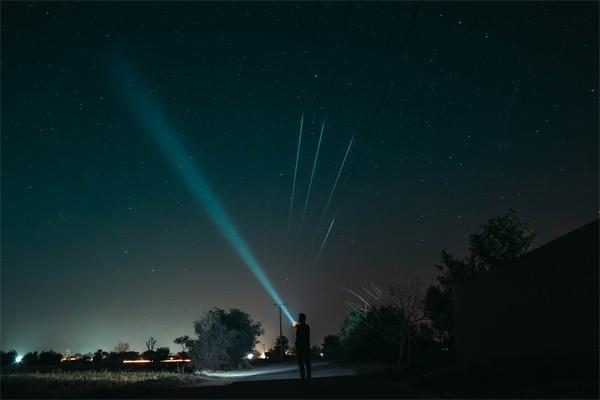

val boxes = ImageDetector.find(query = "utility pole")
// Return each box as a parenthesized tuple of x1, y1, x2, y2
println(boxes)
(273, 303, 287, 360)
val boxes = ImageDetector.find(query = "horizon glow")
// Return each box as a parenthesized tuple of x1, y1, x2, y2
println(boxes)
(112, 60, 294, 323)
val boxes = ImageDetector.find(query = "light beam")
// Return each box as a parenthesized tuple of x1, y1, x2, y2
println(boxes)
(112, 61, 294, 323)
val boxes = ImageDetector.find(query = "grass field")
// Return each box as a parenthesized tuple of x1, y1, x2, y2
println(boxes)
(1, 370, 184, 398)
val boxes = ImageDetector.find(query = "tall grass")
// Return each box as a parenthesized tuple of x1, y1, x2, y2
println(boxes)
(1, 370, 180, 397)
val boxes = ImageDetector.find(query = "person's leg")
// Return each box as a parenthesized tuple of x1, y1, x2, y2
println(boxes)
(297, 353, 305, 379)
(306, 354, 311, 379)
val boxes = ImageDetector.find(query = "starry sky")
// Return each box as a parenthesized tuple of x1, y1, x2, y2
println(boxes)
(2, 2, 598, 355)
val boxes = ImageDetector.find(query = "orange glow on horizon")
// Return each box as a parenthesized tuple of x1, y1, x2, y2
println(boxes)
(122, 359, 191, 364)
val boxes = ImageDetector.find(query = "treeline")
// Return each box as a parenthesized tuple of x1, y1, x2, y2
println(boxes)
(320, 210, 535, 371)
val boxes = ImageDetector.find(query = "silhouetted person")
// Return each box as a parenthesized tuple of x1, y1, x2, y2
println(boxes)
(295, 313, 311, 380)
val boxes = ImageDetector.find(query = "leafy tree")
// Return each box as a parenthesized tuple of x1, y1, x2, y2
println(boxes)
(107, 350, 140, 364)
(214, 308, 263, 362)
(188, 309, 235, 370)
(0, 350, 17, 368)
(154, 347, 171, 362)
(321, 335, 342, 359)
(38, 350, 62, 365)
(142, 350, 155, 361)
(468, 209, 536, 270)
(93, 349, 108, 363)
(424, 210, 536, 355)
(22, 351, 39, 365)
(174, 335, 190, 353)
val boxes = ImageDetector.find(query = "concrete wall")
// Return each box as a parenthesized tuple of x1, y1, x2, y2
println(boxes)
(454, 220, 599, 366)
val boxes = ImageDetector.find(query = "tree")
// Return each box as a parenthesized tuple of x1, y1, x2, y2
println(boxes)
(214, 308, 263, 362)
(154, 347, 171, 362)
(468, 209, 536, 270)
(424, 210, 536, 356)
(0, 350, 17, 368)
(145, 337, 157, 351)
(113, 342, 130, 353)
(321, 335, 342, 359)
(388, 278, 426, 367)
(271, 336, 289, 359)
(423, 285, 453, 346)
(38, 350, 62, 365)
(174, 335, 190, 353)
(188, 310, 235, 370)
(22, 352, 39, 366)
(93, 349, 108, 363)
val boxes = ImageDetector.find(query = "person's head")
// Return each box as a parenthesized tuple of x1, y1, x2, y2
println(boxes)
(298, 313, 306, 323)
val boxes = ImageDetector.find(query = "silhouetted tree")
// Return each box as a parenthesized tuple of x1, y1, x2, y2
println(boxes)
(340, 304, 407, 363)
(0, 350, 17, 368)
(22, 352, 40, 365)
(154, 347, 170, 362)
(389, 278, 426, 367)
(424, 210, 536, 356)
(145, 337, 157, 351)
(321, 335, 342, 359)
(174, 335, 190, 353)
(93, 349, 108, 363)
(423, 285, 454, 346)
(113, 342, 130, 353)
(271, 336, 289, 359)
(38, 350, 62, 365)
(469, 209, 536, 270)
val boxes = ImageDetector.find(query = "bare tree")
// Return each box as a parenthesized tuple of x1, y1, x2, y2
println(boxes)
(145, 337, 157, 351)
(388, 277, 426, 368)
(113, 342, 130, 353)
(345, 278, 426, 368)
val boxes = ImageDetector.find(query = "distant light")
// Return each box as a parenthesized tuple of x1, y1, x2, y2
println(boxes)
(15, 355, 23, 363)
(320, 352, 324, 357)
(259, 352, 267, 359)
(246, 353, 254, 360)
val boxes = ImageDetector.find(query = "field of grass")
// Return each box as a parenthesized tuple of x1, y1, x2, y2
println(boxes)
(1, 370, 183, 398)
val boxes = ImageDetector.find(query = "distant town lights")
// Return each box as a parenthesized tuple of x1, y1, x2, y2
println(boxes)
(15, 355, 23, 363)
(246, 353, 254, 360)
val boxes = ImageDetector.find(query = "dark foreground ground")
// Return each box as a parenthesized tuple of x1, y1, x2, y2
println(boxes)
(2, 359, 598, 398)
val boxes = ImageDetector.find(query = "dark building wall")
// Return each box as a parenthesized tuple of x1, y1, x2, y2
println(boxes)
(454, 220, 599, 366)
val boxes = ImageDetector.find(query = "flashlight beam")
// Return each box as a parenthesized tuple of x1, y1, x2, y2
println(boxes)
(314, 218, 335, 267)
(316, 136, 354, 232)
(287, 114, 304, 239)
(300, 119, 325, 233)
(113, 61, 294, 323)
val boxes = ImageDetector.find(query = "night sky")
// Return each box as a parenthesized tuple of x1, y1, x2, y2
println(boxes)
(2, 2, 598, 355)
